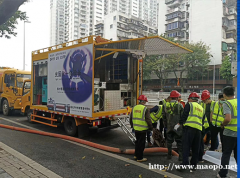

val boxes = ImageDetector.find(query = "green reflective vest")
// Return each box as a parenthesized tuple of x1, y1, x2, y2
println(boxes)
(184, 102, 204, 131)
(165, 101, 181, 115)
(203, 117, 209, 129)
(150, 105, 163, 123)
(212, 101, 224, 127)
(132, 104, 148, 131)
(224, 99, 237, 132)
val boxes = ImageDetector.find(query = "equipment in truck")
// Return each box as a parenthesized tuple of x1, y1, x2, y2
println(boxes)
(22, 35, 192, 137)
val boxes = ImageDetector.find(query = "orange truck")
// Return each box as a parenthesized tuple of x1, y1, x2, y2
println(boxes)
(0, 67, 31, 115)
(22, 36, 192, 137)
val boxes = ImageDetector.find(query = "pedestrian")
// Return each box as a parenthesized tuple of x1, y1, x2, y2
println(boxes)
(178, 95, 186, 108)
(146, 104, 163, 147)
(130, 95, 153, 162)
(209, 93, 225, 151)
(161, 96, 171, 107)
(177, 92, 204, 172)
(217, 86, 237, 178)
(162, 90, 183, 161)
(200, 90, 215, 146)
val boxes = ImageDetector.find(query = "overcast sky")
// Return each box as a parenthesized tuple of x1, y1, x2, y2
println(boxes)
(0, 0, 50, 71)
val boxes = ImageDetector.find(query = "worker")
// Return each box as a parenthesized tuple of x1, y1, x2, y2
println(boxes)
(160, 96, 171, 106)
(209, 93, 225, 151)
(130, 95, 153, 162)
(200, 90, 215, 146)
(217, 86, 237, 178)
(147, 104, 163, 147)
(159, 101, 167, 140)
(177, 92, 204, 172)
(162, 90, 183, 161)
(178, 95, 185, 108)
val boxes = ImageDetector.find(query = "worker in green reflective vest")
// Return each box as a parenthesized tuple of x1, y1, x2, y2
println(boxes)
(218, 86, 237, 178)
(177, 92, 204, 172)
(146, 104, 163, 147)
(209, 93, 225, 151)
(162, 90, 183, 161)
(200, 90, 215, 146)
(130, 95, 153, 162)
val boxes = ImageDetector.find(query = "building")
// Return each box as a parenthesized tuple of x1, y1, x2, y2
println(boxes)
(143, 0, 237, 93)
(50, 0, 104, 46)
(95, 11, 158, 41)
(104, 0, 158, 27)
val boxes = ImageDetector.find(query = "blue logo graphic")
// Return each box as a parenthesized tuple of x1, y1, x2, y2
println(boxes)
(62, 48, 92, 103)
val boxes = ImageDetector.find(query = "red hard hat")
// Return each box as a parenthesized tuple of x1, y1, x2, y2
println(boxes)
(201, 92, 210, 101)
(202, 90, 210, 94)
(170, 90, 181, 98)
(188, 92, 200, 99)
(138, 95, 148, 102)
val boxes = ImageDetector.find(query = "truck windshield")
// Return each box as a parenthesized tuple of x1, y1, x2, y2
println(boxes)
(16, 74, 31, 88)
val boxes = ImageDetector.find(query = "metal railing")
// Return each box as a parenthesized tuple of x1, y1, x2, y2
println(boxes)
(143, 91, 219, 105)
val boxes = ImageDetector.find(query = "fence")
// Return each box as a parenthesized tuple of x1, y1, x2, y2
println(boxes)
(142, 91, 219, 106)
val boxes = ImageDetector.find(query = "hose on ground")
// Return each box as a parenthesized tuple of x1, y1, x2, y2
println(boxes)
(0, 124, 179, 156)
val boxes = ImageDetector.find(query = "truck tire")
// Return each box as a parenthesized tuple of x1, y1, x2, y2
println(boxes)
(27, 109, 33, 123)
(2, 100, 10, 116)
(78, 124, 89, 138)
(64, 118, 77, 136)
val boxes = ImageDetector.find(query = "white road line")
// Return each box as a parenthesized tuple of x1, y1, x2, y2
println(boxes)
(0, 116, 182, 178)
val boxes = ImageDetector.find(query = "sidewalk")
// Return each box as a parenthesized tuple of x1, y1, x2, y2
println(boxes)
(0, 142, 62, 178)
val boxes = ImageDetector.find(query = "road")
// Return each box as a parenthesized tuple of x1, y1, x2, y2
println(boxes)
(0, 113, 237, 178)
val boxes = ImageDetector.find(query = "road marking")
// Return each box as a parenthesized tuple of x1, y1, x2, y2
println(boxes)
(0, 142, 62, 178)
(0, 116, 182, 178)
(0, 117, 41, 131)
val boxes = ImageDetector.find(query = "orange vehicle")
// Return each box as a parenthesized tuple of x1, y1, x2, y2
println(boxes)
(22, 36, 192, 137)
(0, 67, 31, 115)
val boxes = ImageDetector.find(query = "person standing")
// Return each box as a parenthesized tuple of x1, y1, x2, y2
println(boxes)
(178, 95, 186, 108)
(178, 92, 204, 172)
(162, 90, 183, 161)
(159, 101, 166, 140)
(217, 86, 237, 178)
(146, 104, 163, 147)
(130, 95, 153, 162)
(200, 91, 215, 146)
(209, 93, 225, 151)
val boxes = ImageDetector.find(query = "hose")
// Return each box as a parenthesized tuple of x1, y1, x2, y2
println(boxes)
(0, 124, 179, 156)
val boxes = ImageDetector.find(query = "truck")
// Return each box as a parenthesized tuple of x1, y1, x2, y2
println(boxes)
(22, 36, 192, 137)
(0, 67, 31, 116)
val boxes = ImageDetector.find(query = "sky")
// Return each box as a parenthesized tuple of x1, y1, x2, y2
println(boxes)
(0, 0, 50, 71)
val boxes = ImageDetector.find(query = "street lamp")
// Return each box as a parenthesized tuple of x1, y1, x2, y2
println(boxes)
(211, 54, 215, 96)
(23, 21, 31, 70)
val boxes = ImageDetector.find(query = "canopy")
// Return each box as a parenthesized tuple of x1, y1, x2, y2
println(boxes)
(95, 36, 193, 55)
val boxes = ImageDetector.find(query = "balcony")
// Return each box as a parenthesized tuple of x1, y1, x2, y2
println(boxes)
(226, 25, 236, 32)
(224, 38, 236, 44)
(167, 7, 181, 14)
(166, 0, 182, 8)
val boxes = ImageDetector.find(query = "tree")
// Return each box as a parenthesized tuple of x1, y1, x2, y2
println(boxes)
(220, 55, 234, 81)
(0, 0, 27, 26)
(166, 41, 211, 92)
(0, 10, 28, 39)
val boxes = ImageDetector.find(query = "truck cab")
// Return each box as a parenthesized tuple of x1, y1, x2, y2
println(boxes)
(0, 68, 31, 115)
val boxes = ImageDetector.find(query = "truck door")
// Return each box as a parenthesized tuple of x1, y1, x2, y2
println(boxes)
(3, 72, 17, 97)
(21, 80, 31, 114)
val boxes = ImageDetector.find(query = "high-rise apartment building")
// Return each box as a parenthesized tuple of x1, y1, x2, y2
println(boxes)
(104, 0, 158, 27)
(50, 0, 104, 46)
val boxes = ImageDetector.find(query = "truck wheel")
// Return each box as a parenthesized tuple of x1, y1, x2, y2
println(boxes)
(64, 118, 77, 136)
(2, 100, 10, 116)
(78, 124, 89, 138)
(27, 109, 33, 123)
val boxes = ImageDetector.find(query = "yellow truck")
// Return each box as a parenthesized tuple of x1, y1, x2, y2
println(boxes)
(23, 36, 192, 137)
(0, 67, 31, 115)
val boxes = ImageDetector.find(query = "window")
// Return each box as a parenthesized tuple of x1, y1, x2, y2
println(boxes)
(110, 24, 113, 28)
(226, 33, 233, 38)
(4, 74, 15, 87)
(113, 16, 116, 20)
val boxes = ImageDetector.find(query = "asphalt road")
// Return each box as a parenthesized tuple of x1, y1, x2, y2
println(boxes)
(0, 113, 237, 178)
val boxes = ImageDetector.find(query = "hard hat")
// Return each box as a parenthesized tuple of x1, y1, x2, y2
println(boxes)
(138, 95, 148, 102)
(202, 90, 210, 94)
(170, 90, 181, 98)
(201, 92, 210, 101)
(188, 92, 200, 99)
